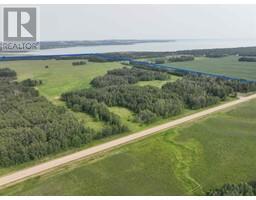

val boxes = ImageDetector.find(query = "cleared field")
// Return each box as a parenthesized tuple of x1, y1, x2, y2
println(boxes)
(135, 75, 181, 88)
(163, 56, 256, 80)
(0, 60, 125, 102)
(2, 99, 256, 195)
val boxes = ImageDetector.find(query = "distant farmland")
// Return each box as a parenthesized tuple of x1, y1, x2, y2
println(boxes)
(162, 56, 256, 81)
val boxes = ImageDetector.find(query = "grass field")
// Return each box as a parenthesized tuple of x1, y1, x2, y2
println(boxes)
(162, 56, 256, 81)
(2, 98, 256, 195)
(135, 75, 181, 88)
(0, 60, 125, 102)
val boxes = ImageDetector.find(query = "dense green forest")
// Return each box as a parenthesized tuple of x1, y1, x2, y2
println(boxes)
(91, 67, 169, 88)
(163, 75, 256, 108)
(167, 55, 194, 62)
(0, 68, 17, 79)
(62, 67, 256, 123)
(21, 79, 43, 87)
(207, 182, 256, 196)
(72, 61, 87, 66)
(238, 57, 256, 62)
(63, 85, 183, 121)
(69, 97, 128, 138)
(55, 55, 109, 62)
(62, 67, 177, 123)
(154, 59, 166, 64)
(153, 55, 194, 64)
(0, 68, 95, 167)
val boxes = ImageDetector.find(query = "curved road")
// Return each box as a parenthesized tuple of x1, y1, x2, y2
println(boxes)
(1, 93, 256, 188)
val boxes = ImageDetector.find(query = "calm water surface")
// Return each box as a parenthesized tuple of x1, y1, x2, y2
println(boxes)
(2, 39, 256, 56)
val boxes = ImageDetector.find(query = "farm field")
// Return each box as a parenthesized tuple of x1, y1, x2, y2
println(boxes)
(162, 56, 256, 81)
(2, 98, 256, 195)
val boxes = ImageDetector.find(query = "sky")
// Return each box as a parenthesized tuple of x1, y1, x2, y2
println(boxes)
(2, 5, 256, 41)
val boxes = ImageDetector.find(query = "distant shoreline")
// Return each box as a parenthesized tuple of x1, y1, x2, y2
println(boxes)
(1, 39, 256, 55)
(39, 39, 175, 50)
(0, 40, 175, 53)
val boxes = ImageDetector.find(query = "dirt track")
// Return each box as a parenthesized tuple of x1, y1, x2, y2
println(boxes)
(1, 93, 256, 188)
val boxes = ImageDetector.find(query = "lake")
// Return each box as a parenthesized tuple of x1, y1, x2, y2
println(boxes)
(2, 39, 256, 56)
(32, 39, 256, 55)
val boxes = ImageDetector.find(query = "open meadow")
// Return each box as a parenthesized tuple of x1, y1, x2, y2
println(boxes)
(0, 60, 125, 101)
(162, 56, 256, 81)
(2, 98, 256, 195)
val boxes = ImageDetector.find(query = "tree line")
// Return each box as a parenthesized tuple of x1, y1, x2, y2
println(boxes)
(72, 61, 87, 66)
(0, 68, 17, 80)
(104, 47, 256, 59)
(238, 57, 256, 62)
(63, 67, 182, 123)
(63, 84, 184, 124)
(21, 78, 43, 87)
(0, 68, 96, 167)
(167, 55, 194, 62)
(175, 47, 256, 57)
(90, 67, 170, 88)
(207, 182, 256, 196)
(162, 75, 238, 109)
(62, 94, 129, 137)
(154, 55, 194, 64)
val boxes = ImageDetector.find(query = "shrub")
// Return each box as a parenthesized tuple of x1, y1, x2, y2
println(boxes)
(136, 109, 157, 123)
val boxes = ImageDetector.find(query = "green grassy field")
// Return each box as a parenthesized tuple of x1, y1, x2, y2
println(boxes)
(2, 98, 256, 195)
(162, 56, 256, 81)
(0, 60, 125, 102)
(135, 75, 181, 88)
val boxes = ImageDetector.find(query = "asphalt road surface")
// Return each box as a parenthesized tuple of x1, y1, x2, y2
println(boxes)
(1, 94, 256, 188)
